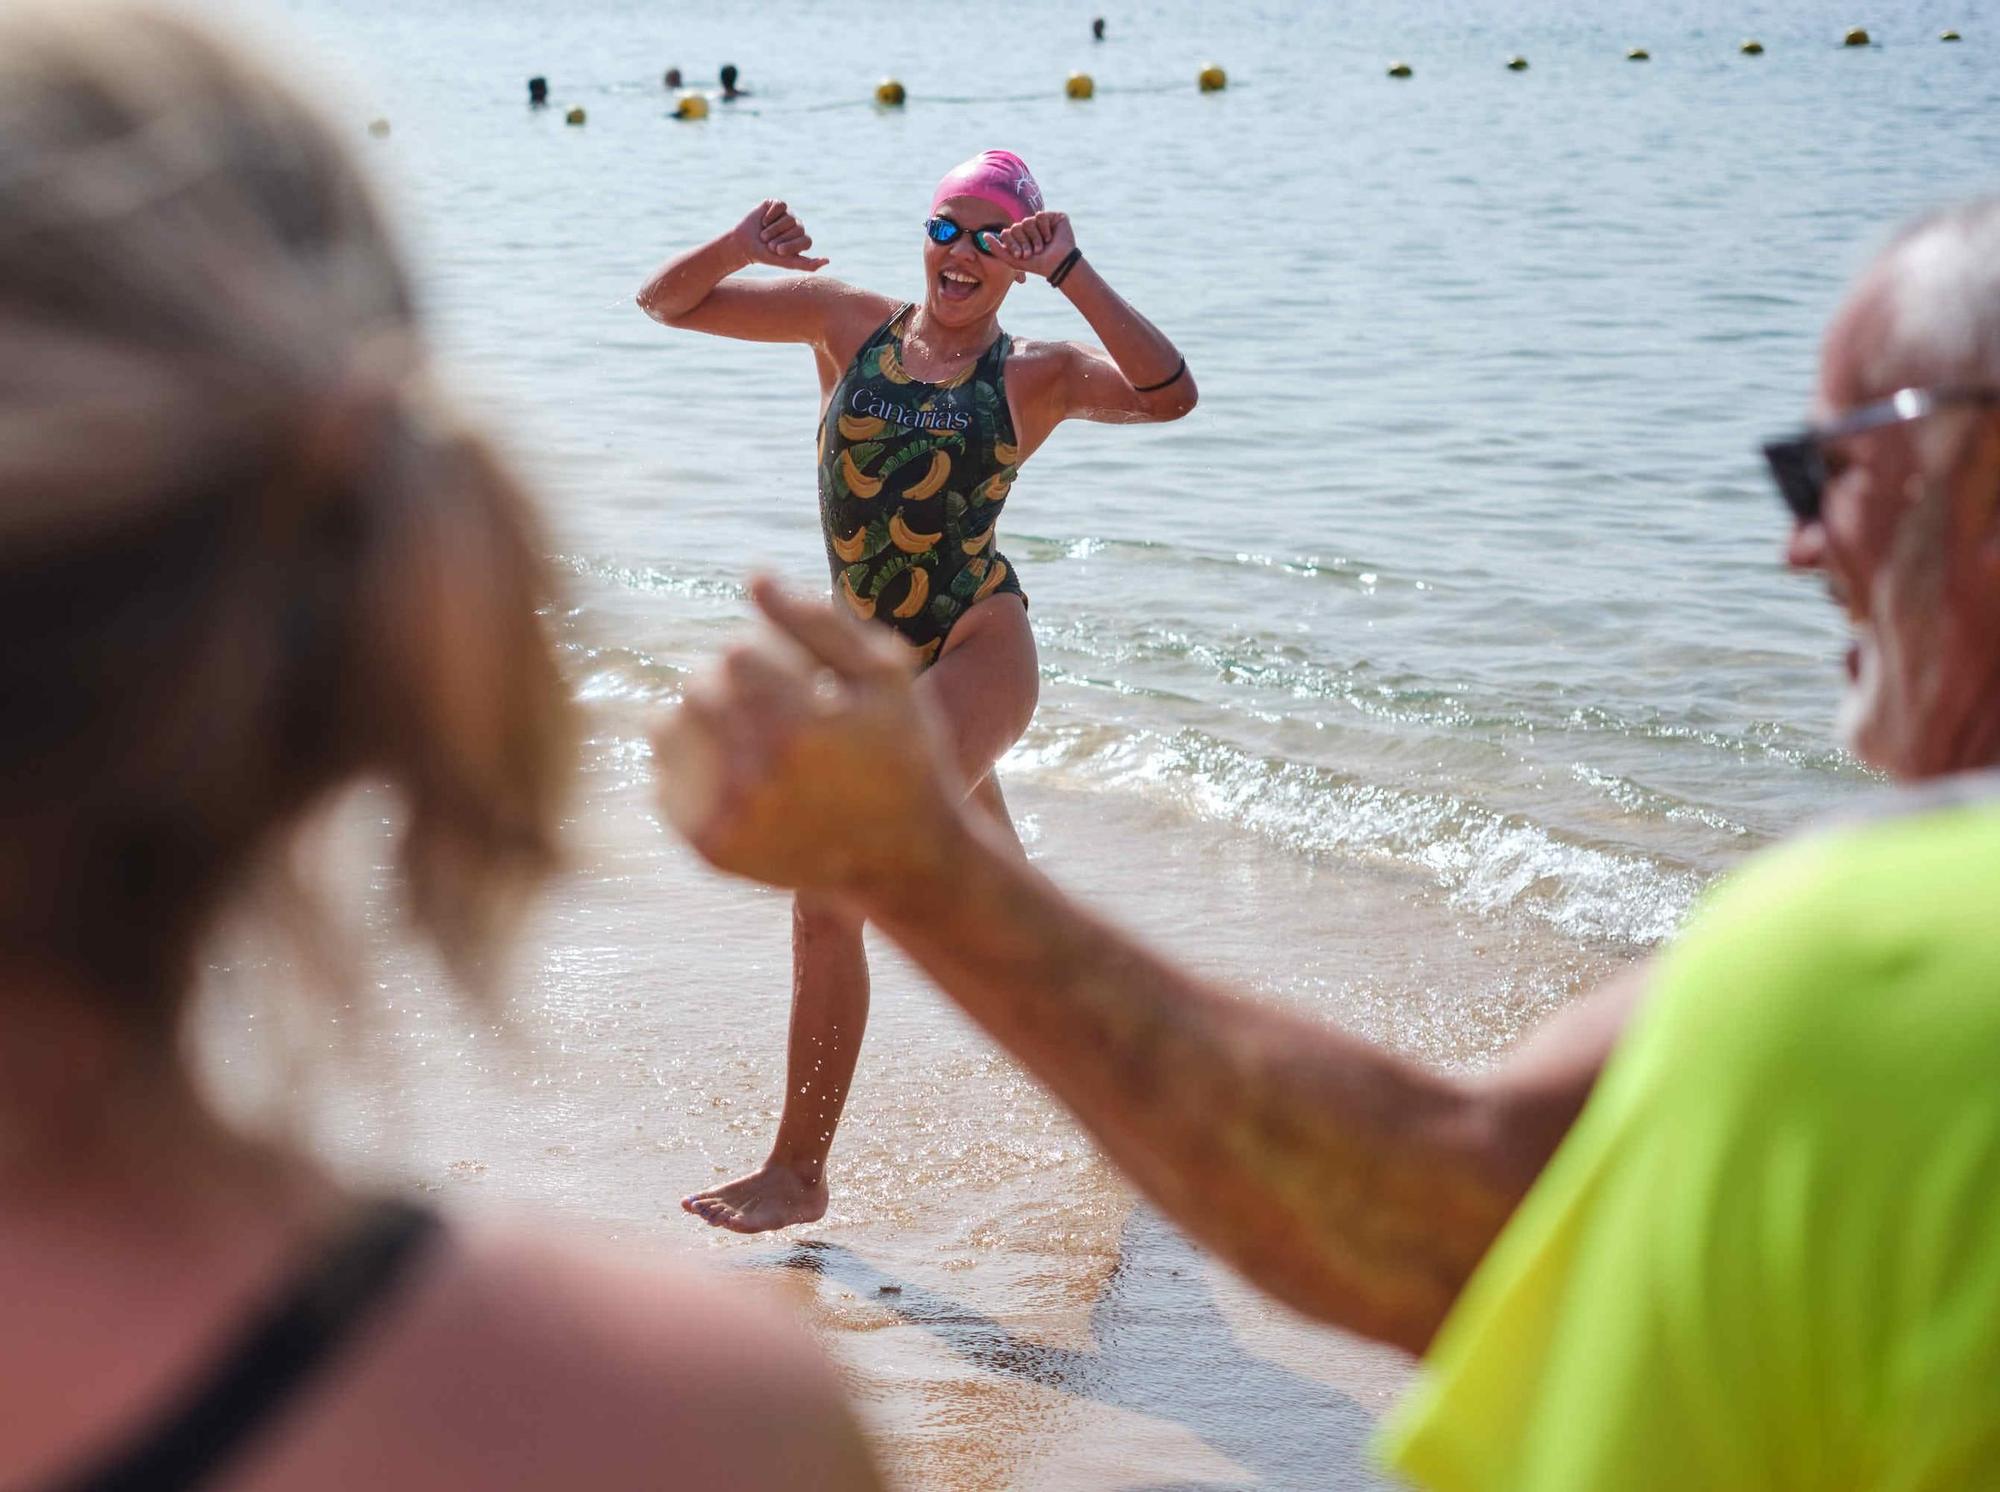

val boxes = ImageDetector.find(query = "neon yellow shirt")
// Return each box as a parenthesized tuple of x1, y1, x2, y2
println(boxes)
(1380, 787, 2000, 1490)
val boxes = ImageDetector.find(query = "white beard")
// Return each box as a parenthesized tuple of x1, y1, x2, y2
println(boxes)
(1836, 625, 1888, 765)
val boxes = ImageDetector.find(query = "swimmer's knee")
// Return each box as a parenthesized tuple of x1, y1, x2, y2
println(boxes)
(938, 592, 1032, 658)
(793, 891, 863, 936)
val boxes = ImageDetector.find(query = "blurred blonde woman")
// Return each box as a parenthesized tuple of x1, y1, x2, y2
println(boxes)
(0, 6, 879, 1489)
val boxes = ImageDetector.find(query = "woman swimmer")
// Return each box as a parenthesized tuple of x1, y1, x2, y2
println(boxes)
(638, 150, 1196, 1232)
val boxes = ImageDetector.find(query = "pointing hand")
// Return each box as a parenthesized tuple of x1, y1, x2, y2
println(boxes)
(734, 199, 830, 272)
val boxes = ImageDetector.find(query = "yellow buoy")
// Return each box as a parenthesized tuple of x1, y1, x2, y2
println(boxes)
(1387, 61, 1413, 77)
(1066, 71, 1095, 99)
(1740, 39, 1765, 54)
(1197, 62, 1227, 91)
(875, 78, 906, 106)
(1627, 46, 1651, 60)
(674, 91, 709, 120)
(1941, 28, 1962, 41)
(1506, 55, 1529, 70)
(366, 117, 390, 137)
(1843, 26, 1871, 46)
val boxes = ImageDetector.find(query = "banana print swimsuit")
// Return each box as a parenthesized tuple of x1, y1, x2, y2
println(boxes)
(817, 303, 1027, 669)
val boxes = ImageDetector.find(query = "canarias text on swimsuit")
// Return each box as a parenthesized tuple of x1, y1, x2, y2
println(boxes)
(849, 386, 973, 433)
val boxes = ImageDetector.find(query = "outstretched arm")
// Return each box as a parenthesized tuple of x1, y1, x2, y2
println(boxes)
(864, 820, 1642, 1351)
(637, 200, 891, 354)
(993, 211, 1198, 425)
(653, 583, 1646, 1355)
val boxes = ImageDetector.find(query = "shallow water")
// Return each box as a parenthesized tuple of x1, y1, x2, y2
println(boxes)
(197, 0, 1995, 1483)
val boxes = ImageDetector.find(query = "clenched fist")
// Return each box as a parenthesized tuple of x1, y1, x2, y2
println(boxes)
(653, 578, 965, 898)
(989, 210, 1078, 280)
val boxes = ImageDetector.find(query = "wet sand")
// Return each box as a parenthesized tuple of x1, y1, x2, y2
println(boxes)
(204, 656, 1628, 1489)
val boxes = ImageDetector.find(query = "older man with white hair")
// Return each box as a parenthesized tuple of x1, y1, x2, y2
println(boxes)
(654, 197, 2000, 1487)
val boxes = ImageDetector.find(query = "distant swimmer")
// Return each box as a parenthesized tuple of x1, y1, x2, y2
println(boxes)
(719, 62, 747, 99)
(527, 74, 548, 105)
(663, 66, 682, 89)
(1092, 16, 1106, 39)
(637, 151, 1196, 1234)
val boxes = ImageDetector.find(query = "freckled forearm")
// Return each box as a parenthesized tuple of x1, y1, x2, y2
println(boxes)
(859, 814, 1523, 1353)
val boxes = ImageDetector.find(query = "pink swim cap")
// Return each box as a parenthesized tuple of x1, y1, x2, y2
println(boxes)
(930, 150, 1044, 222)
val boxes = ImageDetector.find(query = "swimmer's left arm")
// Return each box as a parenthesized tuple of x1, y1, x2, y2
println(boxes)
(992, 213, 1197, 427)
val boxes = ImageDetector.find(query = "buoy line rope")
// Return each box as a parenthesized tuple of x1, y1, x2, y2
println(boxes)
(505, 35, 1966, 135)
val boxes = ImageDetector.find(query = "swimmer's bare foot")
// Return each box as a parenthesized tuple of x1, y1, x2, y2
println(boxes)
(682, 1163, 829, 1234)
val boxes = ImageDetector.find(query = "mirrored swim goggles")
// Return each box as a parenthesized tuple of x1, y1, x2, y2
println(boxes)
(923, 216, 1003, 256)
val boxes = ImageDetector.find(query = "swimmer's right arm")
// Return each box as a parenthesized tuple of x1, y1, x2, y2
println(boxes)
(655, 582, 1647, 1358)
(637, 200, 890, 354)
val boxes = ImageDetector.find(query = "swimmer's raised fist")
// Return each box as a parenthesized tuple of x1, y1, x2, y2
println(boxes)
(734, 199, 829, 272)
(653, 577, 962, 899)
(992, 211, 1077, 280)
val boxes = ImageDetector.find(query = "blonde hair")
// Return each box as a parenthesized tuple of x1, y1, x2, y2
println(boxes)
(0, 2, 573, 1032)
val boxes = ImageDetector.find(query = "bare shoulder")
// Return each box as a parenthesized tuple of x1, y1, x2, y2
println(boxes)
(1004, 335, 1120, 406)
(999, 332, 1075, 384)
(820, 280, 902, 363)
(1000, 335, 1128, 445)
(277, 1216, 882, 1491)
(444, 1223, 878, 1486)
(444, 1221, 835, 1390)
(995, 334, 1073, 433)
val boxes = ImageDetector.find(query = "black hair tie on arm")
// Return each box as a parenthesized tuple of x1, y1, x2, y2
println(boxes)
(1048, 247, 1084, 288)
(1133, 357, 1187, 394)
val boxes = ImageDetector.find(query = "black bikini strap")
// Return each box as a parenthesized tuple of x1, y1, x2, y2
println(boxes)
(50, 1199, 442, 1492)
(869, 303, 915, 351)
(982, 325, 1013, 372)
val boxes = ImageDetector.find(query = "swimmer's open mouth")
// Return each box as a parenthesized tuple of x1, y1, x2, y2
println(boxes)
(937, 268, 980, 302)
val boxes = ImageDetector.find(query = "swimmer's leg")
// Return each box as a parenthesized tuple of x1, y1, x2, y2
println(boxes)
(683, 596, 1038, 1233)
(684, 893, 862, 1233)
(923, 594, 1037, 858)
(968, 769, 1026, 857)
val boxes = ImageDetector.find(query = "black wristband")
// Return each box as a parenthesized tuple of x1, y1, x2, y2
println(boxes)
(1133, 356, 1187, 394)
(1048, 247, 1084, 288)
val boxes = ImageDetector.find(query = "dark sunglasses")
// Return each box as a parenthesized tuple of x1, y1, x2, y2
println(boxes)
(923, 216, 1003, 256)
(1762, 386, 1999, 523)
